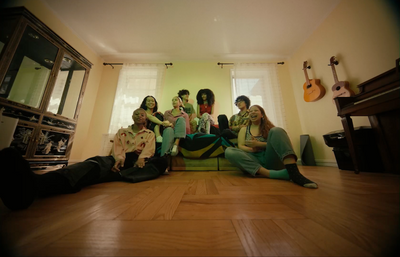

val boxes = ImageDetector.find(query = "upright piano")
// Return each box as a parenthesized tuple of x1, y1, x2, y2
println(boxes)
(334, 58, 399, 174)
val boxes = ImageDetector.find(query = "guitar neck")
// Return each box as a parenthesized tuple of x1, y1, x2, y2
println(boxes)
(303, 69, 311, 84)
(330, 64, 339, 84)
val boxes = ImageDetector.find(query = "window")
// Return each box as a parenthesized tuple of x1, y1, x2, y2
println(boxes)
(231, 63, 286, 129)
(108, 63, 166, 134)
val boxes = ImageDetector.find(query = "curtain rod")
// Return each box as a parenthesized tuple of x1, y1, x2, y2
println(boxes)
(217, 62, 284, 68)
(103, 62, 173, 69)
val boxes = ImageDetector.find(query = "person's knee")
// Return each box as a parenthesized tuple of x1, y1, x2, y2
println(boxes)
(201, 113, 210, 118)
(164, 127, 174, 135)
(224, 147, 237, 160)
(269, 127, 286, 137)
(218, 114, 227, 120)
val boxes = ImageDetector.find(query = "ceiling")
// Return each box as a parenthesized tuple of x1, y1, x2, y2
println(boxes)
(42, 0, 341, 63)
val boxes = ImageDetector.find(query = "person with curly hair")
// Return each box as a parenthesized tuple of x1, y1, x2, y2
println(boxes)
(196, 88, 215, 134)
(218, 95, 251, 139)
(225, 105, 318, 189)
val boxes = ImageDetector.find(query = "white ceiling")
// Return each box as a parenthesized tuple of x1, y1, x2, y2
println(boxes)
(42, 0, 341, 63)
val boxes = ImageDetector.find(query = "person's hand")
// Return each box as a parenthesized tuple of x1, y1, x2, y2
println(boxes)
(245, 139, 259, 148)
(134, 158, 146, 168)
(111, 159, 124, 172)
(162, 120, 172, 127)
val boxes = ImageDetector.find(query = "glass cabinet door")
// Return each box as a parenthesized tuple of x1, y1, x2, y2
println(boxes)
(0, 18, 18, 56)
(47, 52, 87, 119)
(0, 25, 59, 109)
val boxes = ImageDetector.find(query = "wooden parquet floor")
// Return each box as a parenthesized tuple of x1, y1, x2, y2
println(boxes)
(0, 166, 399, 256)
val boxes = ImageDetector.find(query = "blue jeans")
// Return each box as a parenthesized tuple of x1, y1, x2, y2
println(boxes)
(161, 117, 187, 156)
(225, 127, 296, 176)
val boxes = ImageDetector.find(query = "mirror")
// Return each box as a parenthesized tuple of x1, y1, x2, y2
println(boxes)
(0, 25, 58, 108)
(47, 53, 86, 119)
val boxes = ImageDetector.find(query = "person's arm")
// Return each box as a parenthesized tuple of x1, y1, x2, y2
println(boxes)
(163, 110, 174, 127)
(190, 105, 196, 120)
(111, 130, 126, 172)
(147, 113, 171, 127)
(237, 127, 267, 152)
(197, 105, 201, 118)
(229, 115, 243, 133)
(184, 113, 191, 134)
(237, 127, 254, 153)
(138, 131, 155, 159)
(245, 138, 267, 151)
(147, 114, 162, 125)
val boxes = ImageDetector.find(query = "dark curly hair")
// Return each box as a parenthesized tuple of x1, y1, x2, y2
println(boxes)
(235, 95, 251, 109)
(140, 95, 158, 112)
(196, 88, 215, 105)
(178, 89, 190, 99)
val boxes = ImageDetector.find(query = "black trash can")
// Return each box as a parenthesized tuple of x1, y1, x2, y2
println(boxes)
(323, 126, 384, 172)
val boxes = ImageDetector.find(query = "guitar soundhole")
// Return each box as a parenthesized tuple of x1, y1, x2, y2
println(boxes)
(336, 86, 341, 91)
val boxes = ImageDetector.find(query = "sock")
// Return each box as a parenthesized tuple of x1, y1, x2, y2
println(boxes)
(285, 163, 318, 189)
(269, 169, 290, 180)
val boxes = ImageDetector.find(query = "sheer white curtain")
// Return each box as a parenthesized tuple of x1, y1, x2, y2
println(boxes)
(108, 63, 166, 134)
(231, 63, 287, 129)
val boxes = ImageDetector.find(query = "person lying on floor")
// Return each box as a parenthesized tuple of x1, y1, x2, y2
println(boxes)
(0, 108, 168, 211)
(224, 105, 318, 189)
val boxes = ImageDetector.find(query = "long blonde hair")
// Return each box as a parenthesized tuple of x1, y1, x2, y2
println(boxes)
(249, 105, 275, 138)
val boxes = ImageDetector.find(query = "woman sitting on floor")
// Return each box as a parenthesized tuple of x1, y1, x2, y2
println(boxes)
(225, 105, 318, 189)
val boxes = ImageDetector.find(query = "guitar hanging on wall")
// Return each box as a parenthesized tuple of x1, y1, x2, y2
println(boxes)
(302, 61, 325, 102)
(329, 56, 355, 103)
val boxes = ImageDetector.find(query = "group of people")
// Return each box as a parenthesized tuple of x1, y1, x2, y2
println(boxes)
(0, 90, 317, 211)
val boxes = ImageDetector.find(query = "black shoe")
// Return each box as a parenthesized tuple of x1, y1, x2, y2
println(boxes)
(147, 157, 169, 174)
(0, 147, 37, 210)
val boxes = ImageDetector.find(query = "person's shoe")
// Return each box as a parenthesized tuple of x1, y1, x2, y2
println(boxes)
(163, 168, 169, 175)
(156, 136, 163, 143)
(0, 147, 37, 210)
(170, 145, 179, 156)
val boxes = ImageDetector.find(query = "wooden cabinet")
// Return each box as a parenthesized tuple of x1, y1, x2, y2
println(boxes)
(0, 7, 92, 168)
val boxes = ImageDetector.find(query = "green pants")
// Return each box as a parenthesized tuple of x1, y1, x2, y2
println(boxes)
(225, 127, 297, 176)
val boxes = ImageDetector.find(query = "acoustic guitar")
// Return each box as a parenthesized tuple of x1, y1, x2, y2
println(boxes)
(302, 61, 325, 102)
(329, 56, 355, 103)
